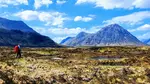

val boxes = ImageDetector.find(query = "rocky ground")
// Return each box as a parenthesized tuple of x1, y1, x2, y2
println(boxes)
(0, 46, 150, 84)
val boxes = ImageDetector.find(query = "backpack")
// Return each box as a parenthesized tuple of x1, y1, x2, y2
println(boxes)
(14, 45, 19, 53)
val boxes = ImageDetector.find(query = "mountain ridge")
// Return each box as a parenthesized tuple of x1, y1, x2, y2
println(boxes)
(143, 39, 150, 45)
(0, 17, 59, 47)
(61, 24, 144, 46)
(0, 17, 35, 32)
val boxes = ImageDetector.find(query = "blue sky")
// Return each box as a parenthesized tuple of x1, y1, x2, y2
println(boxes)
(1, 0, 150, 43)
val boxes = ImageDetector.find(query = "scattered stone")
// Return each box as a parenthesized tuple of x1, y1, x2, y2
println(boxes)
(82, 77, 92, 82)
(52, 57, 63, 60)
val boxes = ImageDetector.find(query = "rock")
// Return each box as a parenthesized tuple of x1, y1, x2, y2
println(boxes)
(68, 77, 73, 81)
(82, 77, 92, 82)
(52, 57, 63, 60)
(0, 79, 4, 84)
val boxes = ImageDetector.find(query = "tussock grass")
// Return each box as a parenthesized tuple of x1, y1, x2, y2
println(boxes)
(0, 46, 150, 83)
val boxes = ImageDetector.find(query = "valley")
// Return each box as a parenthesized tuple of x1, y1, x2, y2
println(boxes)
(0, 46, 150, 83)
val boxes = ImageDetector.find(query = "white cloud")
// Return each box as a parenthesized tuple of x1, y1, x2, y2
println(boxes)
(137, 32, 150, 40)
(103, 11, 150, 25)
(47, 26, 100, 36)
(128, 24, 150, 32)
(33, 27, 86, 43)
(14, 10, 39, 20)
(0, 4, 8, 7)
(32, 27, 48, 35)
(138, 24, 150, 31)
(89, 26, 102, 33)
(0, 0, 28, 7)
(34, 0, 52, 9)
(56, 0, 66, 5)
(14, 10, 70, 27)
(53, 37, 68, 43)
(74, 15, 94, 22)
(133, 0, 150, 9)
(33, 26, 101, 43)
(0, 12, 12, 18)
(48, 27, 86, 36)
(76, 0, 150, 9)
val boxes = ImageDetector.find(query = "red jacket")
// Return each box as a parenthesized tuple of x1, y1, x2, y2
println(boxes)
(14, 45, 19, 53)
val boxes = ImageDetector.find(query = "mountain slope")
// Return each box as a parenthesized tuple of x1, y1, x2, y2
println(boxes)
(143, 39, 150, 45)
(60, 37, 74, 44)
(0, 17, 35, 32)
(0, 17, 59, 47)
(61, 24, 144, 46)
(61, 32, 92, 46)
(0, 28, 59, 47)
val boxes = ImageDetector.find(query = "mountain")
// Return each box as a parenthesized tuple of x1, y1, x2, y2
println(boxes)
(0, 17, 59, 47)
(60, 32, 90, 45)
(0, 17, 35, 32)
(76, 32, 90, 38)
(60, 37, 74, 44)
(143, 39, 150, 45)
(61, 24, 144, 46)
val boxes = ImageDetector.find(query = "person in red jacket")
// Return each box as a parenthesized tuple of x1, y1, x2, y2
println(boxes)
(14, 44, 21, 58)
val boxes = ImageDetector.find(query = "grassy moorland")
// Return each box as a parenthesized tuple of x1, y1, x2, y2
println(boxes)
(0, 46, 150, 84)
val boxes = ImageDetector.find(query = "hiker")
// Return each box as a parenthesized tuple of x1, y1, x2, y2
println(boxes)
(14, 44, 21, 58)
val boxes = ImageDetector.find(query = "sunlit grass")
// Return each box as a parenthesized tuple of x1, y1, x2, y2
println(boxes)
(0, 46, 150, 83)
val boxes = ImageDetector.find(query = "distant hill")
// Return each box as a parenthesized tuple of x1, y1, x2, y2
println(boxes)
(0, 17, 59, 47)
(60, 37, 74, 44)
(61, 24, 144, 46)
(143, 39, 150, 45)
